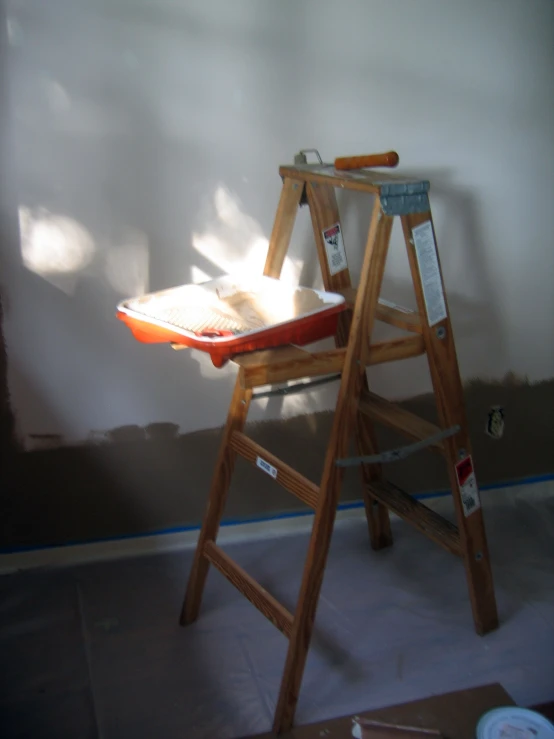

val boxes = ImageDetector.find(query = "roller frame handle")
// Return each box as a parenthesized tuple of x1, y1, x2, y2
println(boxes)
(334, 151, 399, 170)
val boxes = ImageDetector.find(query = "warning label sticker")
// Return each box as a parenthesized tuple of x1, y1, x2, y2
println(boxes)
(412, 221, 448, 327)
(323, 223, 348, 276)
(455, 455, 481, 517)
(256, 455, 277, 479)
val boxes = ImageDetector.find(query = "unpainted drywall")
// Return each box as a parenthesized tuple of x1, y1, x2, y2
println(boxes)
(1, 1, 553, 553)
(1, 0, 553, 445)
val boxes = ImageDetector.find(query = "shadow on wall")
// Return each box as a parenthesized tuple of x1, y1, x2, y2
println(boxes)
(0, 291, 19, 488)
(0, 0, 20, 490)
(0, 362, 151, 550)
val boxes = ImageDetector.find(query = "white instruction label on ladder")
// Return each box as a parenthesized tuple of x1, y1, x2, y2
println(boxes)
(455, 455, 481, 517)
(412, 221, 448, 327)
(323, 223, 348, 276)
(256, 456, 277, 479)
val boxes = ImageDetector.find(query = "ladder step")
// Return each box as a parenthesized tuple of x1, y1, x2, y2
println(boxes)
(281, 163, 427, 197)
(203, 541, 293, 637)
(359, 390, 446, 455)
(235, 346, 346, 389)
(337, 287, 423, 334)
(235, 336, 424, 391)
(230, 431, 320, 509)
(366, 335, 425, 365)
(367, 480, 461, 556)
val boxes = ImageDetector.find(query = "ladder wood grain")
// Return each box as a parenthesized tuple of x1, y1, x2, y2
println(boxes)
(280, 164, 425, 196)
(401, 210, 498, 635)
(180, 377, 252, 625)
(230, 431, 320, 509)
(236, 347, 345, 389)
(307, 182, 394, 553)
(366, 335, 425, 365)
(367, 480, 462, 556)
(359, 390, 446, 455)
(235, 336, 424, 389)
(181, 164, 499, 736)
(375, 302, 423, 334)
(264, 177, 304, 279)
(273, 197, 393, 734)
(338, 287, 423, 334)
(204, 541, 294, 637)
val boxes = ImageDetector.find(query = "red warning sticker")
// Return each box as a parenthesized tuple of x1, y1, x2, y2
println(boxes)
(322, 222, 348, 276)
(455, 455, 481, 517)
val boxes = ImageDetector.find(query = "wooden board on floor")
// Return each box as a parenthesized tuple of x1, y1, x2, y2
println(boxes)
(242, 683, 514, 739)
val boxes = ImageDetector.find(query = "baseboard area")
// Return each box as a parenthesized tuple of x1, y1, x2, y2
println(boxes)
(0, 505, 367, 576)
(3, 379, 553, 554)
(1, 475, 552, 576)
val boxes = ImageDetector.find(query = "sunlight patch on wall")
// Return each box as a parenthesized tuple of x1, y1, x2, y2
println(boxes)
(192, 185, 301, 285)
(105, 230, 150, 296)
(188, 186, 309, 414)
(19, 207, 95, 294)
(190, 265, 212, 284)
(43, 78, 71, 114)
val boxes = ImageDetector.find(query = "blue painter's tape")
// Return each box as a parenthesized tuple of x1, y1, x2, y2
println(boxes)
(1, 473, 552, 556)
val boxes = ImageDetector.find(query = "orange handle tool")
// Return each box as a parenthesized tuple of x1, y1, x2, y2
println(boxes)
(334, 151, 399, 170)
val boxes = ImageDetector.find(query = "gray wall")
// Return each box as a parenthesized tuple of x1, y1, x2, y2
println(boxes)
(1, 1, 553, 549)
(2, 378, 553, 550)
(3, 0, 553, 444)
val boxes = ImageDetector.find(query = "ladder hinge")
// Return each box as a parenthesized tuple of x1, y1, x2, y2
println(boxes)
(381, 192, 430, 216)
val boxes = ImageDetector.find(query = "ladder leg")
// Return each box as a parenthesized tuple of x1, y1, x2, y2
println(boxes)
(264, 176, 304, 278)
(273, 199, 392, 733)
(180, 376, 252, 625)
(355, 410, 393, 550)
(306, 182, 392, 550)
(273, 370, 364, 733)
(401, 211, 498, 635)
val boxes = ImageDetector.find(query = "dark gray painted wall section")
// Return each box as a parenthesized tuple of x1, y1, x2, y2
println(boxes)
(1, 378, 552, 551)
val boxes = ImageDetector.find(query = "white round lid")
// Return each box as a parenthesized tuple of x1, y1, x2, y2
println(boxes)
(477, 707, 554, 739)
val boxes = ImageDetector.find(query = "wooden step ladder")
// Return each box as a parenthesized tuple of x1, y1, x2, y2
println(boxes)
(180, 153, 499, 734)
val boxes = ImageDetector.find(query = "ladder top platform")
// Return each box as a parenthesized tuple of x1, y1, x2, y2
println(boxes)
(280, 163, 430, 197)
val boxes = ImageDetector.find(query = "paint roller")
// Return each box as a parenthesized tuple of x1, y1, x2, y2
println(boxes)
(334, 151, 399, 170)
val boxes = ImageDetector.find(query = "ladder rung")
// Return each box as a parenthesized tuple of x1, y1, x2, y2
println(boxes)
(236, 336, 423, 391)
(359, 391, 446, 455)
(230, 431, 320, 509)
(235, 346, 346, 389)
(234, 345, 307, 368)
(337, 288, 423, 334)
(204, 541, 293, 637)
(367, 480, 461, 556)
(367, 335, 425, 364)
(376, 302, 423, 334)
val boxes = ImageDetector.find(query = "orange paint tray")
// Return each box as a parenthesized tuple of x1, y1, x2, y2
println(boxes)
(117, 275, 346, 367)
